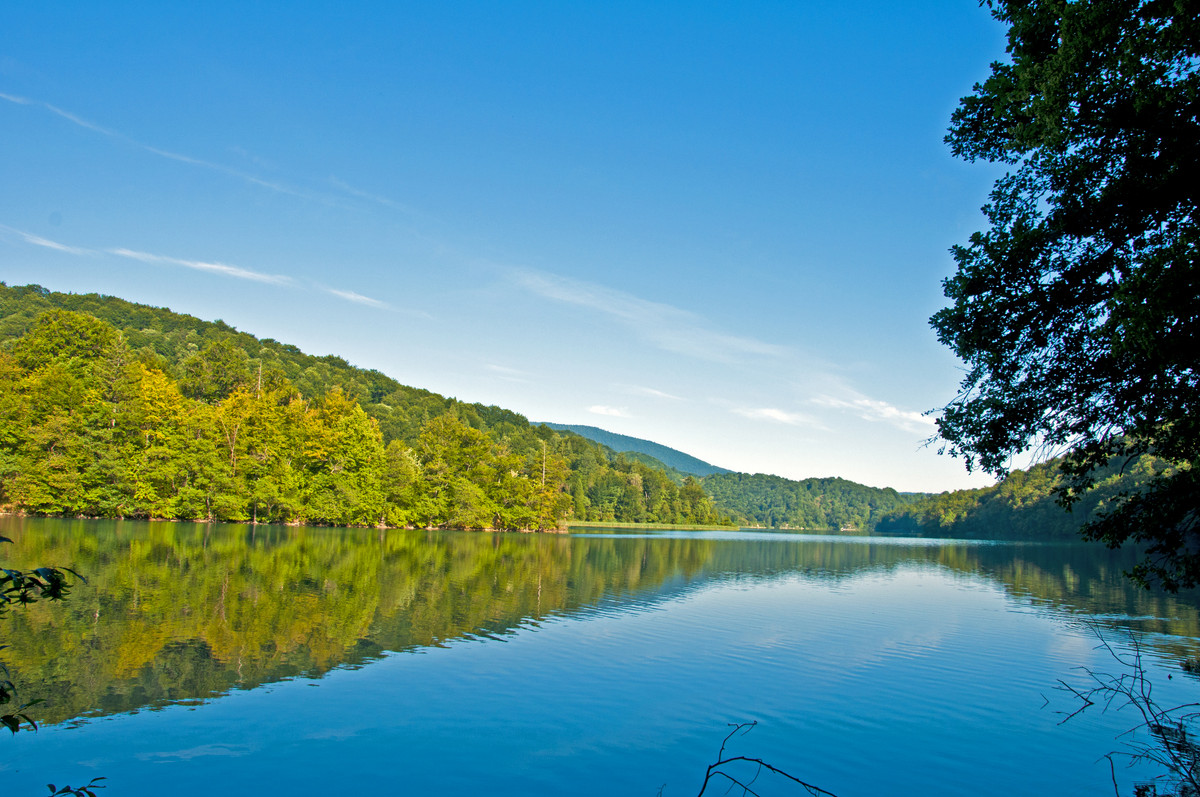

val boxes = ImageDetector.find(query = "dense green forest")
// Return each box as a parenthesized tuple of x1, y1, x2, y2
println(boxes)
(0, 283, 729, 529)
(6, 283, 1154, 539)
(702, 472, 919, 530)
(875, 454, 1173, 539)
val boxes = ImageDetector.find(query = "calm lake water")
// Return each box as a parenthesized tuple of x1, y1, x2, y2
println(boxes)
(3, 516, 1200, 796)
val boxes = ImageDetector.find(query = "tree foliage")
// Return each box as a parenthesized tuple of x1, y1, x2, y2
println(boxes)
(702, 472, 916, 531)
(935, 0, 1199, 589)
(876, 452, 1169, 539)
(0, 288, 738, 529)
(0, 284, 941, 531)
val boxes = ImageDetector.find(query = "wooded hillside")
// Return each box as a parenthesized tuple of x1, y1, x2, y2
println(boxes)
(0, 284, 729, 528)
(5, 282, 1121, 538)
(874, 455, 1173, 539)
(702, 472, 919, 530)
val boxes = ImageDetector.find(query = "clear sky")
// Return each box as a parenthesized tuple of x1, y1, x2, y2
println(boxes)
(1, 2, 1012, 492)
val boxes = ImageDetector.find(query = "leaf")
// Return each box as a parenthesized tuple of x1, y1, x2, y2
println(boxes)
(60, 566, 87, 584)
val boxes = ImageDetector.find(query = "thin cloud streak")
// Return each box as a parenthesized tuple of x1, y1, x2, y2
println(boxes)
(109, 248, 293, 285)
(1, 92, 327, 203)
(0, 224, 95, 256)
(732, 407, 821, 427)
(3, 222, 385, 306)
(487, 364, 529, 376)
(511, 268, 788, 363)
(589, 405, 630, 418)
(623, 385, 683, 401)
(329, 176, 419, 215)
(2, 92, 119, 138)
(486, 364, 530, 383)
(320, 286, 390, 309)
(813, 394, 936, 433)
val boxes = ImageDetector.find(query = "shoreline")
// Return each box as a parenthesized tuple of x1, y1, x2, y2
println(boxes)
(0, 510, 569, 534)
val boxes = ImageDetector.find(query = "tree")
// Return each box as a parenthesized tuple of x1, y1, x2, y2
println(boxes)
(934, 0, 1199, 589)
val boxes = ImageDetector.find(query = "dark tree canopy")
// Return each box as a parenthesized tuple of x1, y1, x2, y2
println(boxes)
(935, 0, 1199, 589)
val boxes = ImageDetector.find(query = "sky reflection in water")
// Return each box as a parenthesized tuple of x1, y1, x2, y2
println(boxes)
(3, 518, 1199, 796)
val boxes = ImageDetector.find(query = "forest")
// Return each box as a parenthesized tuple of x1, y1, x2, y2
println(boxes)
(0, 283, 728, 529)
(876, 454, 1174, 539)
(703, 472, 918, 531)
(4, 282, 1141, 539)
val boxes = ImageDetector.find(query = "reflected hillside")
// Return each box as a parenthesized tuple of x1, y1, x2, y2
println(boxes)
(2, 518, 717, 724)
(4, 518, 1200, 726)
(699, 534, 1200, 640)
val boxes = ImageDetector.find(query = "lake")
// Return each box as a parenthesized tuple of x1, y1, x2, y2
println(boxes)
(3, 516, 1199, 796)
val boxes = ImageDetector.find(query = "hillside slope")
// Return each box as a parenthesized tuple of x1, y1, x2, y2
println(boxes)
(540, 423, 730, 477)
(3, 283, 1063, 536)
(874, 455, 1171, 539)
(703, 471, 919, 530)
(0, 283, 729, 528)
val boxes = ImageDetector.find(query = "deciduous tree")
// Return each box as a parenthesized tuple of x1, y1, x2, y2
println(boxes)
(935, 0, 1199, 588)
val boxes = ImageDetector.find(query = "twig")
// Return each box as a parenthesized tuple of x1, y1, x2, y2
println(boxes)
(695, 722, 837, 797)
(1055, 625, 1200, 796)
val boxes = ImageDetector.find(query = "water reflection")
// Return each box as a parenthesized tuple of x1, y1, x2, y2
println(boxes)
(4, 516, 1198, 727)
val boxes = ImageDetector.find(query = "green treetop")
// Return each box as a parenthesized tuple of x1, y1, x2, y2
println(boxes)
(936, 0, 1199, 589)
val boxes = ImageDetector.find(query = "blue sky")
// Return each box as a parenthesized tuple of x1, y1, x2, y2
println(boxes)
(1, 2, 1011, 492)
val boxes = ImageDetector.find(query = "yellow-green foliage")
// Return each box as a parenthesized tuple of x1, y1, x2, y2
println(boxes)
(1, 518, 720, 723)
(0, 286, 736, 529)
(6, 517, 1200, 727)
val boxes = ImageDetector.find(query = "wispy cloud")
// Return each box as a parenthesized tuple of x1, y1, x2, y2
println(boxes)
(329, 176, 417, 214)
(2, 91, 116, 137)
(3, 222, 388, 309)
(320, 286, 390, 309)
(109, 248, 293, 285)
(623, 385, 683, 401)
(732, 407, 820, 427)
(510, 268, 788, 364)
(0, 224, 95, 256)
(486, 364, 530, 383)
(487, 364, 526, 375)
(1, 92, 326, 203)
(589, 405, 630, 418)
(812, 395, 936, 432)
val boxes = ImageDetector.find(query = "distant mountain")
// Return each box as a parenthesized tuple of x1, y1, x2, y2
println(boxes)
(539, 423, 731, 477)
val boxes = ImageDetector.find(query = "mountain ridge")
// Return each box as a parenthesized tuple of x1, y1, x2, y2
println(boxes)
(538, 423, 731, 477)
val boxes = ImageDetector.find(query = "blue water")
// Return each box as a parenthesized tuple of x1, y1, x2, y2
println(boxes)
(3, 521, 1198, 796)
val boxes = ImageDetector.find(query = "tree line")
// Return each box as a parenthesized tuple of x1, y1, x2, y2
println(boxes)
(702, 472, 919, 531)
(0, 284, 730, 529)
(875, 454, 1174, 540)
(10, 282, 1154, 539)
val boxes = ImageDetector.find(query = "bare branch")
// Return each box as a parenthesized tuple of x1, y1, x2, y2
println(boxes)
(1055, 626, 1200, 796)
(695, 723, 838, 797)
